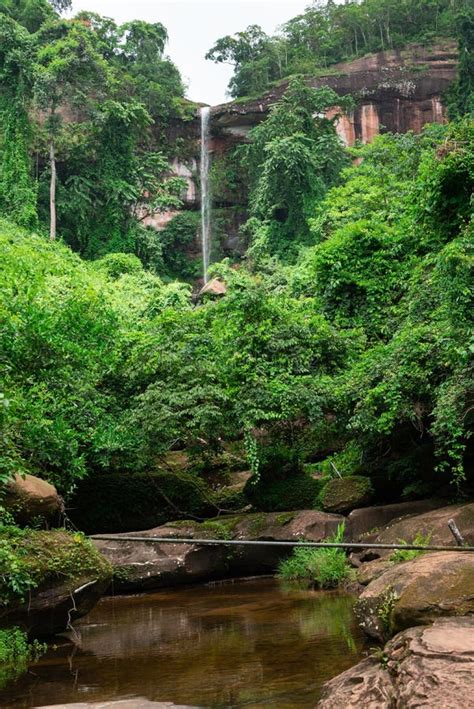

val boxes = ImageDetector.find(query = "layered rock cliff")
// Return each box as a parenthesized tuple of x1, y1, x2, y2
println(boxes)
(211, 41, 458, 146)
(154, 41, 458, 266)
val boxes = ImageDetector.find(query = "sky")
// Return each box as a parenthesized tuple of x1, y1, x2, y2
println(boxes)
(71, 0, 311, 105)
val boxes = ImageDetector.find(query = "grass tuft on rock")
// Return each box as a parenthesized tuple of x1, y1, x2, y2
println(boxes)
(277, 523, 351, 588)
(389, 531, 432, 564)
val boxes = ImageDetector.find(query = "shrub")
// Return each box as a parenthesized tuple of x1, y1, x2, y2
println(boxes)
(94, 252, 144, 279)
(389, 531, 432, 564)
(278, 523, 351, 588)
(0, 627, 46, 689)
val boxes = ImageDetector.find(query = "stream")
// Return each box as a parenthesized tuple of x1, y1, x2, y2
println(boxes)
(1, 578, 367, 708)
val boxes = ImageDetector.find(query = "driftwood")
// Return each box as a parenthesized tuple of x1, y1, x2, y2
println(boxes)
(448, 518, 465, 546)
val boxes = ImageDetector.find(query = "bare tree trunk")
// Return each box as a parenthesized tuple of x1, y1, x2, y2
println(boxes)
(49, 139, 56, 241)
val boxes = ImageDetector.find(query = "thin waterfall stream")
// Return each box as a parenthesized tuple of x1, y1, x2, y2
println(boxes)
(200, 106, 211, 283)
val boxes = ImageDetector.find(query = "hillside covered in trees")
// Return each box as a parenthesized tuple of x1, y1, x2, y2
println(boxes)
(0, 0, 473, 702)
(0, 0, 472, 505)
(207, 0, 472, 99)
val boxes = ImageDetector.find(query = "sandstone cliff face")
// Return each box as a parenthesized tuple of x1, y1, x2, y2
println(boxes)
(165, 42, 457, 209)
(210, 41, 458, 146)
(155, 42, 458, 260)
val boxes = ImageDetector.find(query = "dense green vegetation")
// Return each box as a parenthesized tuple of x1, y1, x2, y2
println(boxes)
(207, 0, 470, 98)
(278, 523, 351, 587)
(0, 0, 193, 259)
(0, 0, 473, 524)
(0, 3, 472, 700)
(0, 627, 45, 688)
(1, 115, 472, 504)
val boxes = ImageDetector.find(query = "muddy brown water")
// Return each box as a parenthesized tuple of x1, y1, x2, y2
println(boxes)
(1, 578, 368, 708)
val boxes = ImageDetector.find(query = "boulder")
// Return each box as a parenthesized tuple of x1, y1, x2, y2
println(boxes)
(243, 471, 321, 511)
(356, 558, 393, 586)
(0, 529, 112, 636)
(317, 617, 474, 708)
(213, 469, 252, 511)
(5, 473, 64, 527)
(346, 498, 444, 540)
(320, 476, 373, 514)
(318, 656, 394, 708)
(93, 510, 345, 593)
(197, 278, 227, 298)
(354, 551, 474, 641)
(68, 470, 216, 534)
(358, 502, 474, 561)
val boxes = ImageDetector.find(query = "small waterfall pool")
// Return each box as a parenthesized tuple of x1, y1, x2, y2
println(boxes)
(0, 578, 368, 708)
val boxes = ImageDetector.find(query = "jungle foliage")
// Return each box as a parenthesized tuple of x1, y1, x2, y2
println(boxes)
(0, 0, 472, 514)
(1, 118, 472, 501)
(0, 0, 192, 260)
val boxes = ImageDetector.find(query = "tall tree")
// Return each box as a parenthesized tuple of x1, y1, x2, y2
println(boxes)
(34, 19, 108, 239)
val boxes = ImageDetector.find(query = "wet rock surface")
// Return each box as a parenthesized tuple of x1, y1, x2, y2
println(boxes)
(93, 510, 345, 592)
(2, 576, 111, 636)
(317, 616, 474, 708)
(0, 529, 112, 636)
(354, 551, 474, 641)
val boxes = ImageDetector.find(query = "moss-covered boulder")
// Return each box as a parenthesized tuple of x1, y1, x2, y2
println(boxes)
(68, 470, 218, 534)
(346, 499, 444, 540)
(0, 528, 111, 635)
(319, 476, 373, 514)
(354, 551, 474, 642)
(4, 474, 64, 527)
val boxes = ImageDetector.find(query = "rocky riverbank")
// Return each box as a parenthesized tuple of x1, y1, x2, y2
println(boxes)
(3, 470, 474, 709)
(318, 617, 474, 708)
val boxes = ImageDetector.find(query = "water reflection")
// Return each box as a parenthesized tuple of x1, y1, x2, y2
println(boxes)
(0, 578, 367, 708)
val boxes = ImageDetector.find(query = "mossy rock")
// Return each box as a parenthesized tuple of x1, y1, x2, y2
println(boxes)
(213, 486, 247, 512)
(243, 473, 321, 512)
(68, 470, 217, 534)
(319, 476, 373, 514)
(0, 528, 111, 635)
(355, 551, 474, 642)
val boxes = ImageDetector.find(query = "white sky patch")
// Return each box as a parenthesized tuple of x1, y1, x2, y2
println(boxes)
(71, 0, 311, 105)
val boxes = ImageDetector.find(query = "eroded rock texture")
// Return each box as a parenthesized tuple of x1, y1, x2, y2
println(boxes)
(318, 617, 474, 708)
(211, 42, 458, 145)
(354, 551, 474, 641)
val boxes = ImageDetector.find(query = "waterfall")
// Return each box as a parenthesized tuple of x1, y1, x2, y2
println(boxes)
(200, 106, 211, 283)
